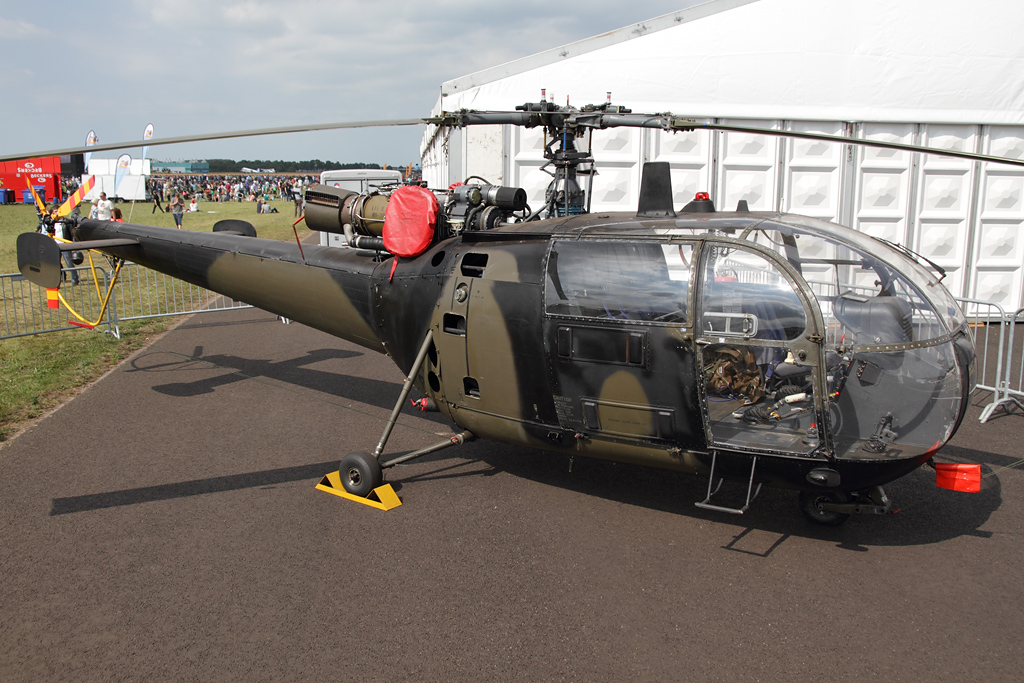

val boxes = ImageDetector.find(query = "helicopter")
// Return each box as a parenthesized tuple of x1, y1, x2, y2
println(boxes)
(13, 100, 1018, 526)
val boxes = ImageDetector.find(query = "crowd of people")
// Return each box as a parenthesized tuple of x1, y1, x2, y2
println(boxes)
(146, 174, 315, 223)
(148, 174, 317, 207)
(37, 173, 315, 234)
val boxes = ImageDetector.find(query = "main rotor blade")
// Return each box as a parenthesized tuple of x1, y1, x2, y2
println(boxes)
(8, 104, 1023, 170)
(570, 112, 1024, 168)
(0, 118, 428, 163)
(695, 122, 1024, 168)
(438, 108, 1024, 169)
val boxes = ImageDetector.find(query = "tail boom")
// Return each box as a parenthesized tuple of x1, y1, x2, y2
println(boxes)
(73, 219, 386, 352)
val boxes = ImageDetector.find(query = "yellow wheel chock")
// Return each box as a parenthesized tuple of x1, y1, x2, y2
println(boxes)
(315, 471, 402, 510)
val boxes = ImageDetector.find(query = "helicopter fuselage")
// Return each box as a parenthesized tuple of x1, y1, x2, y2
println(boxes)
(69, 207, 974, 500)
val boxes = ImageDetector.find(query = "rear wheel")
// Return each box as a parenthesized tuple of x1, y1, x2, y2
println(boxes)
(339, 451, 382, 497)
(799, 490, 851, 526)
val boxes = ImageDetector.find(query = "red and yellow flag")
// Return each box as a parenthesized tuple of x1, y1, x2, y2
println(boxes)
(57, 176, 96, 218)
(46, 288, 59, 309)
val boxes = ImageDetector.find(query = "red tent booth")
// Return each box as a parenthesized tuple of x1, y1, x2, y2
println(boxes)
(0, 156, 62, 205)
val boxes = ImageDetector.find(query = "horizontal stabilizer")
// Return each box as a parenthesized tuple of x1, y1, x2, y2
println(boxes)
(55, 238, 139, 251)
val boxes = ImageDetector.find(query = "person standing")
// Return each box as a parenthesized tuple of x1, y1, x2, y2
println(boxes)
(152, 182, 164, 213)
(96, 192, 114, 220)
(293, 183, 304, 217)
(168, 194, 184, 228)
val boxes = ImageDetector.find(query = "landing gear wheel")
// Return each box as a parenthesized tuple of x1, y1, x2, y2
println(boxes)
(799, 491, 851, 526)
(339, 451, 383, 497)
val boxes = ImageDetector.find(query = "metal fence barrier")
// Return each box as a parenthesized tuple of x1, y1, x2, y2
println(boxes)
(978, 306, 1024, 422)
(954, 298, 1011, 422)
(1, 262, 250, 340)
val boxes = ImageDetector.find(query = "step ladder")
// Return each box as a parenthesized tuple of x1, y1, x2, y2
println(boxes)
(695, 452, 762, 515)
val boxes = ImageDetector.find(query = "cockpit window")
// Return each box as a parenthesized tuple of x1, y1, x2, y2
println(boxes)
(545, 240, 693, 323)
(700, 244, 807, 341)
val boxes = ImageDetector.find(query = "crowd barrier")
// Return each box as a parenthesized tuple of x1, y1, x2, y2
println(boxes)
(976, 305, 1024, 422)
(1, 263, 250, 340)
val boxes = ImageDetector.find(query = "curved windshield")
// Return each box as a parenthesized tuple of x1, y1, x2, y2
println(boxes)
(770, 216, 966, 335)
(743, 219, 963, 344)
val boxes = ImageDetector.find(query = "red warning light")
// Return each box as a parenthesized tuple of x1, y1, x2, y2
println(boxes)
(695, 192, 710, 201)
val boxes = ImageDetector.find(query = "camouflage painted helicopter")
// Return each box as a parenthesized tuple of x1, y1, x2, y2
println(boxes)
(13, 101, 1020, 525)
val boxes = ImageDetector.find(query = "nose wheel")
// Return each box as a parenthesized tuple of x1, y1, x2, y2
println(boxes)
(799, 490, 851, 526)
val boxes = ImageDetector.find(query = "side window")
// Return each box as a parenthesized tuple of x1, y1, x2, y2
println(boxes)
(700, 245, 806, 341)
(545, 240, 693, 324)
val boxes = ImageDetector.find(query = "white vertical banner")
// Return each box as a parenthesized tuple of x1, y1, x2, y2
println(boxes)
(142, 123, 154, 162)
(84, 130, 98, 169)
(114, 154, 132, 196)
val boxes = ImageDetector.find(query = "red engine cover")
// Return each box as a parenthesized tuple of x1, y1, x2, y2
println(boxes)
(383, 185, 439, 258)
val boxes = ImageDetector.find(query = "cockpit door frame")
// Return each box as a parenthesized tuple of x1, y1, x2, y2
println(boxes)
(694, 237, 831, 458)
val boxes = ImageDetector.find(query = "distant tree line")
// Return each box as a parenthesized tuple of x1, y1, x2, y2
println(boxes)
(205, 159, 384, 173)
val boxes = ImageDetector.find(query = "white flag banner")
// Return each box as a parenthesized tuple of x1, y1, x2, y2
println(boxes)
(84, 130, 98, 168)
(142, 123, 154, 162)
(114, 154, 132, 196)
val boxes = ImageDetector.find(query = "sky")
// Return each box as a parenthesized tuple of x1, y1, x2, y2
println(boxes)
(1, 0, 703, 166)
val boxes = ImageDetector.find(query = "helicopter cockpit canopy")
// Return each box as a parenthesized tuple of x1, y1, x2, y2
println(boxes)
(742, 216, 973, 460)
(546, 212, 972, 462)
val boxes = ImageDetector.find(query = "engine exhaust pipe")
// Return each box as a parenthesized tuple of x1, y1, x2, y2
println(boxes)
(304, 184, 389, 238)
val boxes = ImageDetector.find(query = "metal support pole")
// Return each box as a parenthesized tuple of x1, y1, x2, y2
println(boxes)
(374, 329, 434, 458)
(381, 431, 476, 469)
(104, 267, 121, 339)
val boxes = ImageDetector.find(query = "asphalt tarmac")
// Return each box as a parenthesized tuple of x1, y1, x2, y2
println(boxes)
(1, 307, 1021, 682)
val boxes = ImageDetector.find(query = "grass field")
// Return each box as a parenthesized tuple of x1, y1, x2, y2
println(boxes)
(0, 197, 308, 443)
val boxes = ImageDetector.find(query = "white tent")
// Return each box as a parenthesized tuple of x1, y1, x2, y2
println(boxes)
(85, 158, 152, 202)
(421, 0, 1024, 308)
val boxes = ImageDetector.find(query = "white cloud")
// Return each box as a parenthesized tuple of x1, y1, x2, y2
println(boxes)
(0, 17, 52, 40)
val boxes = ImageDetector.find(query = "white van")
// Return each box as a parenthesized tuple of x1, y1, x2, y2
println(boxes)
(319, 168, 403, 193)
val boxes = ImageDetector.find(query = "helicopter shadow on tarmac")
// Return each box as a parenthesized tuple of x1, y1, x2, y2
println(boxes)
(126, 344, 445, 423)
(430, 435, 1005, 551)
(47, 430, 1003, 550)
